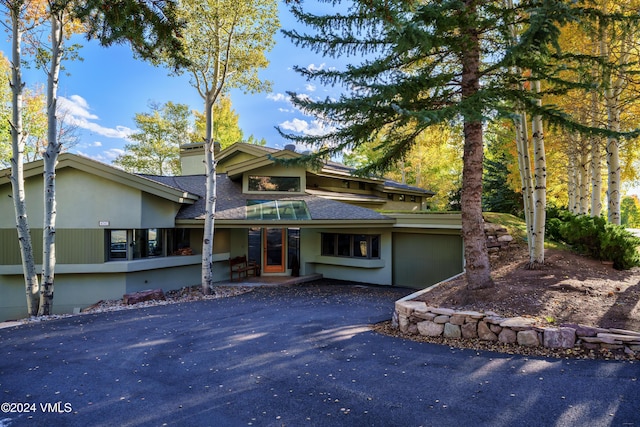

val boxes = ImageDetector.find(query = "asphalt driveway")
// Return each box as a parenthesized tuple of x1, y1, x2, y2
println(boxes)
(1, 283, 639, 427)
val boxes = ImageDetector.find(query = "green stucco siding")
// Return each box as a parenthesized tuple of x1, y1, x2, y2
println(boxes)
(0, 229, 104, 265)
(0, 228, 42, 265)
(56, 229, 105, 264)
(392, 232, 463, 289)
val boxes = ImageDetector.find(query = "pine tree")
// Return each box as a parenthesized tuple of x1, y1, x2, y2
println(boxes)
(483, 128, 523, 216)
(280, 0, 640, 290)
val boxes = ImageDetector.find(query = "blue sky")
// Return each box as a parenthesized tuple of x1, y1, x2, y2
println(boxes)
(2, 5, 342, 165)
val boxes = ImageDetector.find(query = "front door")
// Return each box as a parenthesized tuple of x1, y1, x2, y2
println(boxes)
(263, 228, 285, 273)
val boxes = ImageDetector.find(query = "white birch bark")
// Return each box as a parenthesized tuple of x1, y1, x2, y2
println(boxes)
(600, 10, 628, 226)
(605, 114, 621, 225)
(578, 136, 590, 215)
(514, 112, 534, 258)
(197, 8, 224, 294)
(505, 0, 534, 260)
(201, 93, 217, 293)
(567, 139, 577, 214)
(590, 134, 603, 217)
(590, 88, 603, 217)
(531, 80, 546, 266)
(40, 9, 64, 315)
(8, 0, 40, 316)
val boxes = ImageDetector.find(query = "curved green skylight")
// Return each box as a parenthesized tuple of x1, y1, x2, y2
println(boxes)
(246, 200, 311, 220)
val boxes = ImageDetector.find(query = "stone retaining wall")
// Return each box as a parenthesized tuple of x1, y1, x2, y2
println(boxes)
(484, 222, 513, 252)
(393, 300, 640, 357)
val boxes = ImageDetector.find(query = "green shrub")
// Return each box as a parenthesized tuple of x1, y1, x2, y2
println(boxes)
(545, 210, 640, 270)
(599, 224, 640, 270)
(546, 218, 563, 242)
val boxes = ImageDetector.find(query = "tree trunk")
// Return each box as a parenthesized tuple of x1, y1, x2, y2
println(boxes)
(530, 80, 546, 267)
(40, 11, 64, 316)
(578, 135, 590, 215)
(505, 0, 534, 261)
(590, 135, 603, 217)
(567, 137, 578, 214)
(600, 10, 626, 226)
(514, 112, 534, 258)
(9, 2, 40, 316)
(606, 127, 621, 225)
(460, 1, 492, 290)
(201, 93, 217, 294)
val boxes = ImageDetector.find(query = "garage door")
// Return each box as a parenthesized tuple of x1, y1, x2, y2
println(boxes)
(392, 232, 463, 289)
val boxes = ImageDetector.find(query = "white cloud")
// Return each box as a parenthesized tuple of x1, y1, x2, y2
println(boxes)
(267, 93, 288, 102)
(76, 141, 103, 149)
(293, 93, 312, 103)
(305, 84, 316, 92)
(57, 95, 134, 139)
(279, 118, 334, 137)
(76, 148, 125, 164)
(307, 63, 326, 72)
(58, 95, 98, 120)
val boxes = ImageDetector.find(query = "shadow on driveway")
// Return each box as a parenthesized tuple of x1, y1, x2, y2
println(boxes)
(1, 283, 638, 426)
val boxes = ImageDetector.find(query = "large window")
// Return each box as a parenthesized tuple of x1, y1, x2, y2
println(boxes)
(321, 233, 380, 259)
(107, 229, 191, 261)
(288, 228, 300, 271)
(248, 176, 300, 192)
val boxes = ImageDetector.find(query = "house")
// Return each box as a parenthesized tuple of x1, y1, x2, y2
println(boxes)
(0, 142, 463, 320)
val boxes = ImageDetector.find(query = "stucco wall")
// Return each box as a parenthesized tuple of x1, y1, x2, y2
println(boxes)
(242, 164, 307, 195)
(300, 228, 393, 285)
(0, 257, 231, 322)
(0, 168, 180, 230)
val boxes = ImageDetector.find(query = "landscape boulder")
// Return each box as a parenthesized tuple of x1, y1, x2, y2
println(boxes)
(123, 289, 166, 305)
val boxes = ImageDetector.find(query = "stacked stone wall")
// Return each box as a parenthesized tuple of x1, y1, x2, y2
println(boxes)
(484, 222, 513, 252)
(394, 301, 640, 357)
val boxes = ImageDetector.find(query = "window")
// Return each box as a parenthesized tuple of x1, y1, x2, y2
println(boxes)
(410, 195, 417, 203)
(248, 176, 300, 192)
(287, 228, 300, 271)
(321, 233, 381, 259)
(133, 229, 162, 259)
(109, 230, 128, 260)
(398, 194, 405, 201)
(387, 193, 394, 201)
(248, 228, 262, 265)
(358, 182, 366, 190)
(168, 229, 192, 255)
(107, 229, 191, 261)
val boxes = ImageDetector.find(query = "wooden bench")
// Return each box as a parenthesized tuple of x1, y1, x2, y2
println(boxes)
(229, 255, 260, 281)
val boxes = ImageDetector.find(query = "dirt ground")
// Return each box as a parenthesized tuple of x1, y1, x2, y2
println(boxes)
(413, 241, 640, 332)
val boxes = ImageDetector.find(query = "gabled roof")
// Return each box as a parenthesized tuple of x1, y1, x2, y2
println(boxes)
(217, 142, 434, 195)
(217, 142, 280, 164)
(224, 149, 301, 180)
(0, 153, 199, 204)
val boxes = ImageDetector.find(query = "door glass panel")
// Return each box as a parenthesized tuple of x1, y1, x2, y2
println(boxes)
(266, 228, 283, 267)
(248, 228, 261, 266)
(287, 228, 300, 269)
